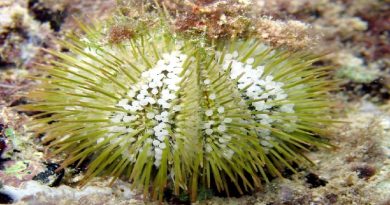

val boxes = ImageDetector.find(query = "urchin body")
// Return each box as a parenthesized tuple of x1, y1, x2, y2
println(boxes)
(24, 23, 333, 201)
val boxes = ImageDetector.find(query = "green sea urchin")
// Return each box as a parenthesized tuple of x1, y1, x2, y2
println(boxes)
(22, 16, 335, 201)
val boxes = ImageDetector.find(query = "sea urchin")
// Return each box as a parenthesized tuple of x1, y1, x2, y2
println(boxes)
(22, 17, 335, 201)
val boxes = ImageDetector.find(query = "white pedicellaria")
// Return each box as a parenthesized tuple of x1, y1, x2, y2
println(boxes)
(202, 80, 235, 160)
(110, 51, 186, 167)
(219, 51, 296, 150)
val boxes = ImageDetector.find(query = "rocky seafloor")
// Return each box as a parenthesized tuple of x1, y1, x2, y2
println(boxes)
(0, 0, 389, 204)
